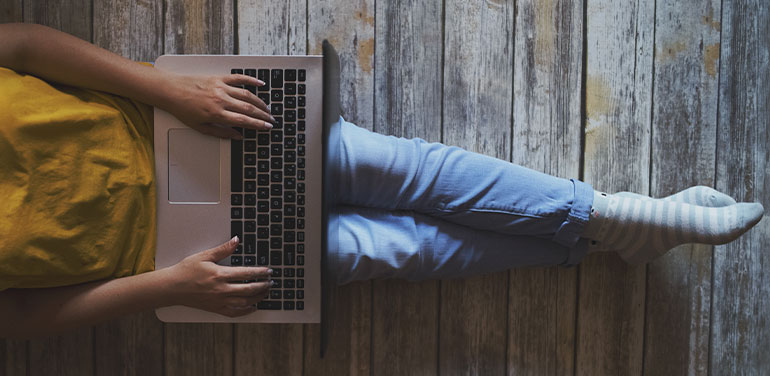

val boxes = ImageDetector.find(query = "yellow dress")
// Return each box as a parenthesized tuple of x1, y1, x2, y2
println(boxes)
(0, 67, 156, 291)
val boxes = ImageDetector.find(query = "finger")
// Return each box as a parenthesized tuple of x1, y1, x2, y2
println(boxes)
(222, 99, 274, 127)
(192, 124, 244, 140)
(222, 74, 265, 88)
(225, 85, 269, 112)
(220, 266, 272, 282)
(227, 280, 271, 296)
(218, 109, 273, 131)
(201, 236, 239, 262)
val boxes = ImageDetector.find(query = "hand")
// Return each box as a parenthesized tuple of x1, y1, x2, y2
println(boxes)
(166, 236, 272, 317)
(163, 73, 275, 139)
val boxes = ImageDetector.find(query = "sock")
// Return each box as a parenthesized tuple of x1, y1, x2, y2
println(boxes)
(614, 186, 736, 207)
(583, 190, 764, 264)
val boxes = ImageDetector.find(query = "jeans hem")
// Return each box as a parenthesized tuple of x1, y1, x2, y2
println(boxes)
(552, 179, 593, 266)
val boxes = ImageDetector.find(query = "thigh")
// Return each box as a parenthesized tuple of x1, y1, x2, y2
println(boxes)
(328, 205, 586, 286)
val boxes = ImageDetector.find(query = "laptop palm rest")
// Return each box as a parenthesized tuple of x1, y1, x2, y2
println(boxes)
(168, 128, 220, 203)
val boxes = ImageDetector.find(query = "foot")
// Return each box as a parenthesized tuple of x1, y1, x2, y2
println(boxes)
(584, 190, 764, 265)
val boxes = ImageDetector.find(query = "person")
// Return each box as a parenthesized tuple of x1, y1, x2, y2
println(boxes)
(0, 23, 763, 339)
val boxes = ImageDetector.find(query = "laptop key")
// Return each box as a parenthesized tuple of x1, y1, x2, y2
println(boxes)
(271, 69, 283, 88)
(297, 290, 304, 299)
(246, 207, 257, 219)
(298, 69, 306, 81)
(283, 301, 295, 310)
(257, 69, 270, 91)
(283, 290, 295, 299)
(297, 301, 304, 310)
(244, 235, 256, 253)
(270, 290, 281, 299)
(284, 83, 296, 95)
(231, 221, 243, 241)
(257, 92, 270, 105)
(285, 69, 297, 81)
(231, 139, 242, 192)
(257, 213, 268, 225)
(270, 251, 282, 265)
(257, 301, 281, 310)
(231, 207, 243, 219)
(231, 194, 243, 205)
(230, 256, 243, 266)
(298, 84, 306, 94)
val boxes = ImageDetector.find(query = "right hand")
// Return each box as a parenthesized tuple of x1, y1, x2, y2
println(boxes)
(166, 236, 272, 317)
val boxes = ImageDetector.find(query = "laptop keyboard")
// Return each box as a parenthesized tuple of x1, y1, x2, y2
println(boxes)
(230, 68, 307, 311)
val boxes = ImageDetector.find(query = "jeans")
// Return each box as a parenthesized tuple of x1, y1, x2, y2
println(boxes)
(329, 118, 594, 285)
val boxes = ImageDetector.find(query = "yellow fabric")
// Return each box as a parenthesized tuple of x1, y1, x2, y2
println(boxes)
(0, 67, 156, 291)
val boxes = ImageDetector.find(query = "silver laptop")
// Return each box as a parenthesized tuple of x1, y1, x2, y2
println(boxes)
(152, 42, 340, 329)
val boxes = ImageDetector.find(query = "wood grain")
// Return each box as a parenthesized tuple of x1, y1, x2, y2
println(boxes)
(164, 0, 234, 55)
(164, 323, 233, 376)
(22, 0, 91, 41)
(508, 0, 583, 373)
(440, 0, 513, 374)
(712, 0, 770, 373)
(1, 6, 26, 376)
(306, 1, 375, 375)
(89, 2, 165, 374)
(234, 3, 305, 373)
(0, 0, 21, 22)
(643, 0, 721, 373)
(162, 1, 235, 374)
(366, 0, 444, 375)
(576, 0, 653, 374)
(20, 1, 95, 375)
(93, 0, 163, 62)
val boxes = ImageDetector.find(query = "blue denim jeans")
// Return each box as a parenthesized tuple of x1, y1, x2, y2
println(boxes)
(329, 118, 594, 285)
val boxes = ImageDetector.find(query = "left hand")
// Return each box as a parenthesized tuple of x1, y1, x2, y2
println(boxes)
(162, 73, 275, 139)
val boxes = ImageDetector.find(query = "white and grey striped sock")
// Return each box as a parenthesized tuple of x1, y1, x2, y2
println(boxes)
(583, 190, 764, 264)
(614, 186, 736, 207)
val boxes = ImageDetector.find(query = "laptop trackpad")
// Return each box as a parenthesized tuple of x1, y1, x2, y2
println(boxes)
(168, 129, 220, 203)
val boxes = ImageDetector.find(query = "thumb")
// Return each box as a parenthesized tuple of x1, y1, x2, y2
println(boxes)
(201, 236, 239, 262)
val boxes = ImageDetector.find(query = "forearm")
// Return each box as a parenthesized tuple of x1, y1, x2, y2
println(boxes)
(1, 23, 175, 108)
(1, 268, 177, 339)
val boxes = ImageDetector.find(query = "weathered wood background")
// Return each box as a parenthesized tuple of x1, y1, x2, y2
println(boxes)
(1, 0, 768, 374)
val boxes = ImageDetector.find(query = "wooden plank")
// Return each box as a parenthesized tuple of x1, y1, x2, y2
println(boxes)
(93, 312, 165, 376)
(22, 0, 91, 41)
(89, 2, 165, 374)
(28, 328, 93, 376)
(711, 0, 770, 373)
(93, 0, 163, 62)
(364, 0, 443, 375)
(234, 2, 304, 374)
(507, 0, 583, 373)
(162, 1, 235, 374)
(1, 5, 26, 376)
(164, 0, 234, 55)
(306, 1, 374, 375)
(643, 0, 721, 374)
(439, 0, 513, 374)
(576, 0, 654, 373)
(0, 0, 21, 22)
(21, 1, 95, 375)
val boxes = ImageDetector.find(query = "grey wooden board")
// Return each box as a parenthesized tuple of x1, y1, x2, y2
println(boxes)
(508, 0, 583, 373)
(5, 0, 770, 374)
(1, 4, 25, 375)
(161, 1, 235, 375)
(439, 0, 513, 374)
(19, 1, 95, 375)
(644, 0, 720, 373)
(371, 0, 442, 374)
(712, 0, 770, 373)
(234, 2, 305, 374)
(577, 0, 653, 374)
(90, 2, 165, 374)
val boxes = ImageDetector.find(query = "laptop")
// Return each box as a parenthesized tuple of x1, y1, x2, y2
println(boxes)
(152, 40, 340, 342)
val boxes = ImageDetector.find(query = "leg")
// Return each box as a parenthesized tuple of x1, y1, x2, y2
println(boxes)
(329, 205, 586, 285)
(337, 118, 593, 251)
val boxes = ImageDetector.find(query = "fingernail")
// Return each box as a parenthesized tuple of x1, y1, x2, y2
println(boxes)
(257, 79, 266, 86)
(230, 235, 239, 244)
(267, 268, 274, 275)
(265, 123, 273, 129)
(270, 280, 277, 287)
(270, 115, 277, 122)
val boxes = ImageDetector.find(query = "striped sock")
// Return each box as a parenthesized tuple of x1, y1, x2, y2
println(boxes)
(614, 186, 736, 207)
(583, 190, 764, 264)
